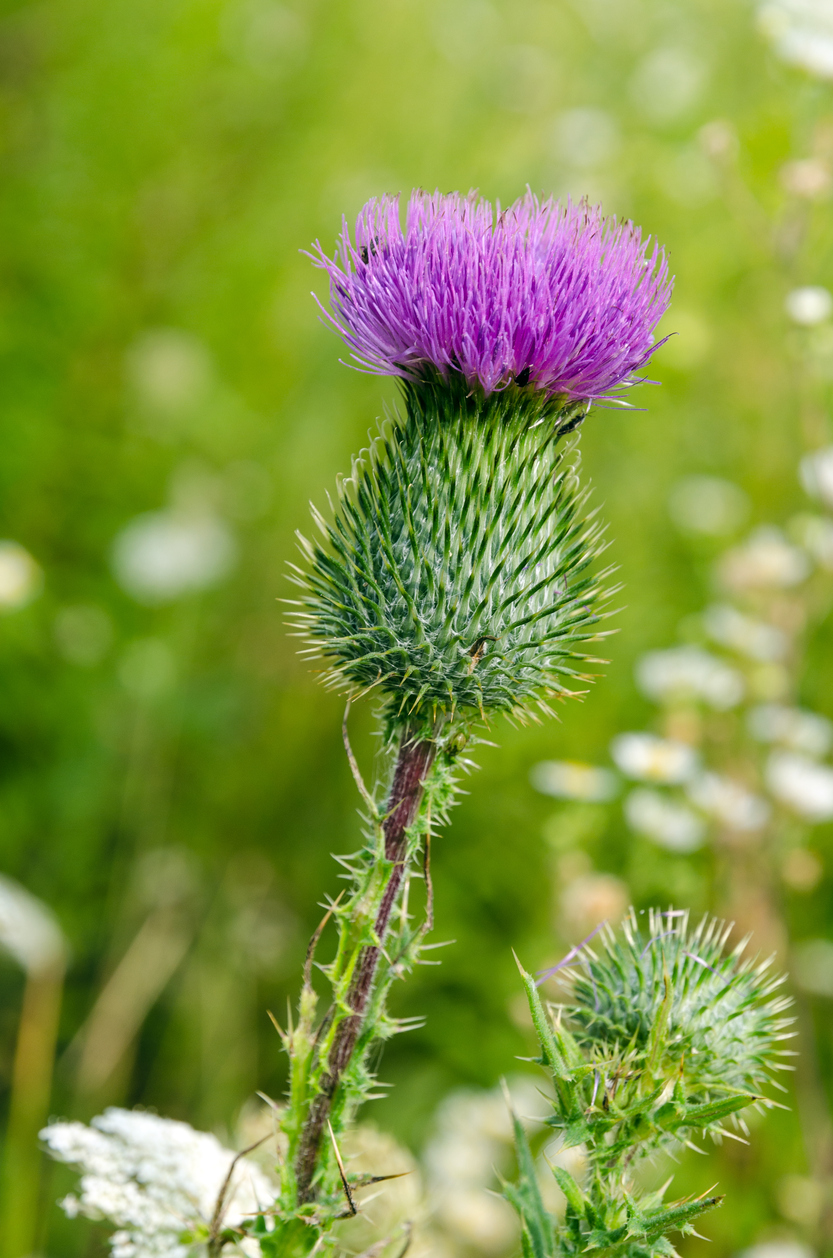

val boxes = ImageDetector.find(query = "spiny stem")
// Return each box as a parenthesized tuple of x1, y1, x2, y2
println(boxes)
(293, 731, 436, 1204)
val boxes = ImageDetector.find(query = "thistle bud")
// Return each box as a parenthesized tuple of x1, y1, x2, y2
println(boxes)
(508, 911, 792, 1258)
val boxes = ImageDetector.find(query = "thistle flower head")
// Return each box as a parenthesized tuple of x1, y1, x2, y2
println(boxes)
(310, 189, 672, 404)
(566, 908, 793, 1097)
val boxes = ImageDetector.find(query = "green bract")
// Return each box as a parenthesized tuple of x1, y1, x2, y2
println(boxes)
(289, 379, 612, 733)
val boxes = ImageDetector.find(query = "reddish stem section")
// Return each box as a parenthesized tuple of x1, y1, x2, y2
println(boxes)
(294, 734, 436, 1204)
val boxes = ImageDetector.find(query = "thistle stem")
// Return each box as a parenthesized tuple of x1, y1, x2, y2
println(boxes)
(293, 731, 436, 1204)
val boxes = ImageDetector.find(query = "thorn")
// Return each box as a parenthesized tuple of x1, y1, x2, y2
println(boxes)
(422, 827, 434, 935)
(304, 891, 344, 990)
(266, 1010, 288, 1045)
(343, 701, 379, 819)
(327, 1119, 357, 1216)
(256, 1090, 282, 1113)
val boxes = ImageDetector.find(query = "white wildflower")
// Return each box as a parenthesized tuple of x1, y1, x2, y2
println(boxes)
(112, 512, 236, 605)
(41, 1108, 275, 1257)
(718, 526, 810, 591)
(738, 1241, 816, 1258)
(529, 761, 619, 802)
(424, 1080, 545, 1255)
(610, 733, 698, 784)
(0, 874, 65, 973)
(635, 644, 744, 709)
(766, 750, 833, 821)
(785, 285, 833, 325)
(0, 540, 42, 611)
(703, 603, 788, 662)
(800, 445, 833, 508)
(759, 0, 833, 78)
(686, 772, 771, 832)
(748, 703, 833, 757)
(624, 788, 706, 852)
(791, 513, 833, 569)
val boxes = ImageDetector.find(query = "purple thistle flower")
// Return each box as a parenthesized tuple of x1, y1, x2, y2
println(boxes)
(310, 189, 672, 403)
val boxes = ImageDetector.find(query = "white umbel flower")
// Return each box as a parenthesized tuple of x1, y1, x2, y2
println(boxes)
(718, 526, 810, 591)
(0, 873, 65, 973)
(703, 603, 787, 663)
(529, 760, 619, 802)
(112, 512, 236, 605)
(800, 445, 833, 508)
(785, 285, 833, 325)
(41, 1108, 275, 1257)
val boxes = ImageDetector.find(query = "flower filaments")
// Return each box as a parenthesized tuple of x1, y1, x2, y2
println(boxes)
(310, 190, 672, 403)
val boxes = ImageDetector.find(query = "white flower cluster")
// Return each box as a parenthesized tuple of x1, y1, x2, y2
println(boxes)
(531, 454, 833, 865)
(41, 1108, 275, 1258)
(758, 0, 833, 79)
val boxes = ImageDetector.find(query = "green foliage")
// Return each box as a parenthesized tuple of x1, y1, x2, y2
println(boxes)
(290, 379, 611, 735)
(506, 913, 791, 1258)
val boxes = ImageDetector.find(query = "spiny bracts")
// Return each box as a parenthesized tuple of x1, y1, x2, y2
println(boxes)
(288, 380, 614, 733)
(565, 908, 793, 1100)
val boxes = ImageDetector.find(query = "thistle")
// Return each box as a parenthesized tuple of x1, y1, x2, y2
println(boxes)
(270, 188, 671, 1250)
(507, 910, 793, 1258)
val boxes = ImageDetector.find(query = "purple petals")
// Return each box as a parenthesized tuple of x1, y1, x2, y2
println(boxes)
(310, 190, 672, 403)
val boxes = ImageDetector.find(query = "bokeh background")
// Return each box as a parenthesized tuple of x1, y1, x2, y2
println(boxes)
(2, 0, 833, 1253)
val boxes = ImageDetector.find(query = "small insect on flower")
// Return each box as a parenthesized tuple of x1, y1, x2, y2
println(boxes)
(309, 189, 672, 405)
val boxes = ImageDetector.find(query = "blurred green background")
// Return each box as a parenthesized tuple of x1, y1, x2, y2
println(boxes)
(1, 0, 833, 1252)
